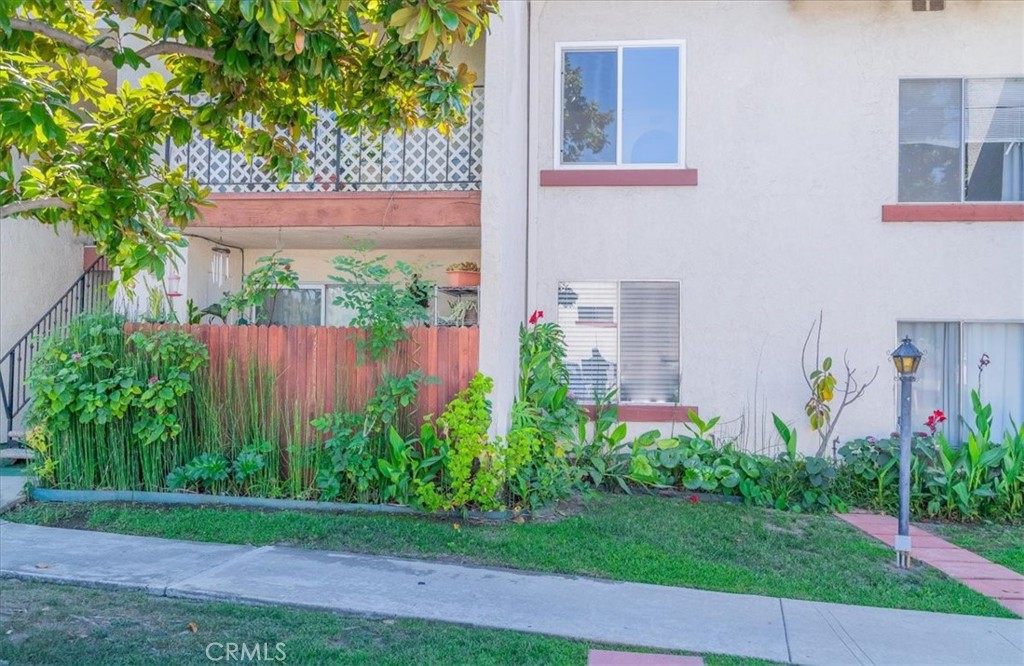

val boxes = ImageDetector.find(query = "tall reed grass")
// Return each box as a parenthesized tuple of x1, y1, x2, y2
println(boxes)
(28, 314, 329, 498)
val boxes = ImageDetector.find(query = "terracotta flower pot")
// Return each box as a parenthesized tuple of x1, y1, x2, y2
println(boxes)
(447, 270, 481, 287)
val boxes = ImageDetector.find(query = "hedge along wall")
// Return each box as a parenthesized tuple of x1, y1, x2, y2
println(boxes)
(124, 323, 480, 435)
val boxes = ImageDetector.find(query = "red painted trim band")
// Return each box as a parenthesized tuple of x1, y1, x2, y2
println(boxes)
(196, 191, 481, 228)
(585, 405, 697, 423)
(881, 203, 1024, 222)
(540, 169, 698, 187)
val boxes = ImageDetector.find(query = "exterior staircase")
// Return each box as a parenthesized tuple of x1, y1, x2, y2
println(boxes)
(0, 256, 113, 449)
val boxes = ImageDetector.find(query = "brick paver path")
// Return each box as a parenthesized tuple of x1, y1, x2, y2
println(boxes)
(838, 512, 1024, 616)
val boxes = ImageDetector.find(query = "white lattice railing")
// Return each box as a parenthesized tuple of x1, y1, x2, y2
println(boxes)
(166, 87, 483, 193)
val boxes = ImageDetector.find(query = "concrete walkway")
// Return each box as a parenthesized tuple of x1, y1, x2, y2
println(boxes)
(0, 474, 28, 513)
(838, 512, 1024, 617)
(1, 522, 1022, 665)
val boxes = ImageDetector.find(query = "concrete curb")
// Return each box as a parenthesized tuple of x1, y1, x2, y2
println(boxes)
(28, 486, 541, 522)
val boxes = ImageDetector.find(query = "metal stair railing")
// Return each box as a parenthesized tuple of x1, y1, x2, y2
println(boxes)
(0, 256, 113, 443)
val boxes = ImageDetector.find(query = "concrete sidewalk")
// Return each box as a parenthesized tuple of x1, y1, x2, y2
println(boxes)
(0, 474, 28, 513)
(1, 521, 1022, 666)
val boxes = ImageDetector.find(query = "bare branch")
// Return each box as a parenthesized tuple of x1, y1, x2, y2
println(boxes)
(1, 197, 71, 217)
(801, 320, 816, 393)
(11, 16, 216, 64)
(10, 17, 115, 59)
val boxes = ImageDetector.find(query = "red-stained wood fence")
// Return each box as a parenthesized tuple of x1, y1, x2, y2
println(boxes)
(124, 324, 479, 427)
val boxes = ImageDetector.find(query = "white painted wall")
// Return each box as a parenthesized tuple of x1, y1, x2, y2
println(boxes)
(520, 0, 1024, 452)
(479, 2, 531, 434)
(0, 219, 88, 435)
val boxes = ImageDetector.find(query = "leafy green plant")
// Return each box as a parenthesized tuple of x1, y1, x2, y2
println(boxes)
(506, 311, 578, 509)
(312, 371, 428, 505)
(220, 252, 299, 323)
(441, 298, 478, 327)
(329, 254, 432, 363)
(437, 373, 503, 510)
(836, 391, 1023, 522)
(571, 388, 631, 492)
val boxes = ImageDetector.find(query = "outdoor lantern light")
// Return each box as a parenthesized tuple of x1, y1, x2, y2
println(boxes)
(891, 337, 923, 376)
(890, 336, 922, 569)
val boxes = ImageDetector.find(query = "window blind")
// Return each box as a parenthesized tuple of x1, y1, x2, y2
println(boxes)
(620, 281, 681, 404)
(557, 280, 681, 405)
(965, 78, 1024, 144)
(558, 282, 619, 402)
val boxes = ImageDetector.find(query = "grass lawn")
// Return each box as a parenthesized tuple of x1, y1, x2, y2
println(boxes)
(921, 521, 1024, 575)
(0, 579, 774, 666)
(7, 494, 1013, 618)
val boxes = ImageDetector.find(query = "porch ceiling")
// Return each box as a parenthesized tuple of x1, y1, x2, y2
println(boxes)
(184, 225, 480, 250)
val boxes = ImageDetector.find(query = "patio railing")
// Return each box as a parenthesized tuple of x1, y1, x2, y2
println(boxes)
(166, 87, 484, 193)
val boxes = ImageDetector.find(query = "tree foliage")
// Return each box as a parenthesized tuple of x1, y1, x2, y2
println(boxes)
(0, 0, 496, 282)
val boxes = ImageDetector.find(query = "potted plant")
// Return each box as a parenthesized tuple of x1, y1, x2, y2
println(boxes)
(445, 261, 480, 287)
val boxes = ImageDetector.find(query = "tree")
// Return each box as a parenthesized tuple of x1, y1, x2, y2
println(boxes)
(0, 0, 496, 283)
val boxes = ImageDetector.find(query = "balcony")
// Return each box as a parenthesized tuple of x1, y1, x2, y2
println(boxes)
(167, 87, 484, 194)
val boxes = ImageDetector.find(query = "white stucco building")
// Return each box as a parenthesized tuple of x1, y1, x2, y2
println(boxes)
(3, 0, 1023, 451)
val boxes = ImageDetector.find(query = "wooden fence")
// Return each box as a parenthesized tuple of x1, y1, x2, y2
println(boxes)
(125, 324, 479, 426)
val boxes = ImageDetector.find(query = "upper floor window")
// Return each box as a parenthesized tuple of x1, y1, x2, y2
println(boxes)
(557, 42, 685, 168)
(899, 77, 1024, 202)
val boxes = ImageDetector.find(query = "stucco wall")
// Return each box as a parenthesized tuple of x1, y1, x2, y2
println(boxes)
(523, 0, 1024, 451)
(0, 219, 87, 435)
(479, 2, 531, 434)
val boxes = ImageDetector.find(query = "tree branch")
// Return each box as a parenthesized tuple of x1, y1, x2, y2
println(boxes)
(136, 41, 217, 64)
(11, 17, 216, 64)
(10, 17, 115, 59)
(1, 197, 71, 217)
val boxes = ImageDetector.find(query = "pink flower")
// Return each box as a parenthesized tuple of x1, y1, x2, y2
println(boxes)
(528, 310, 544, 325)
(148, 376, 159, 385)
(70, 353, 81, 361)
(689, 495, 699, 504)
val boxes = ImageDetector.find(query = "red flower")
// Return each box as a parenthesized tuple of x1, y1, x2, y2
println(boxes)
(689, 495, 699, 504)
(924, 409, 947, 434)
(528, 310, 544, 325)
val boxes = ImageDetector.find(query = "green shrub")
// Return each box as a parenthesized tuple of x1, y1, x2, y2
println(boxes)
(626, 411, 845, 513)
(836, 392, 1023, 522)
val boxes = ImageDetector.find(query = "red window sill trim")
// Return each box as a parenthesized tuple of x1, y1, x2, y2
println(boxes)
(882, 203, 1024, 222)
(585, 405, 697, 423)
(540, 169, 698, 187)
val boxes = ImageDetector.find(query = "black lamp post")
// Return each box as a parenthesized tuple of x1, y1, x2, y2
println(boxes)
(891, 336, 922, 568)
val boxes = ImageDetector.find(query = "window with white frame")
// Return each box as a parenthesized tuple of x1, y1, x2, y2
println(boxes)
(557, 281, 681, 404)
(256, 285, 359, 326)
(557, 42, 685, 167)
(897, 321, 1024, 442)
(899, 78, 1024, 202)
